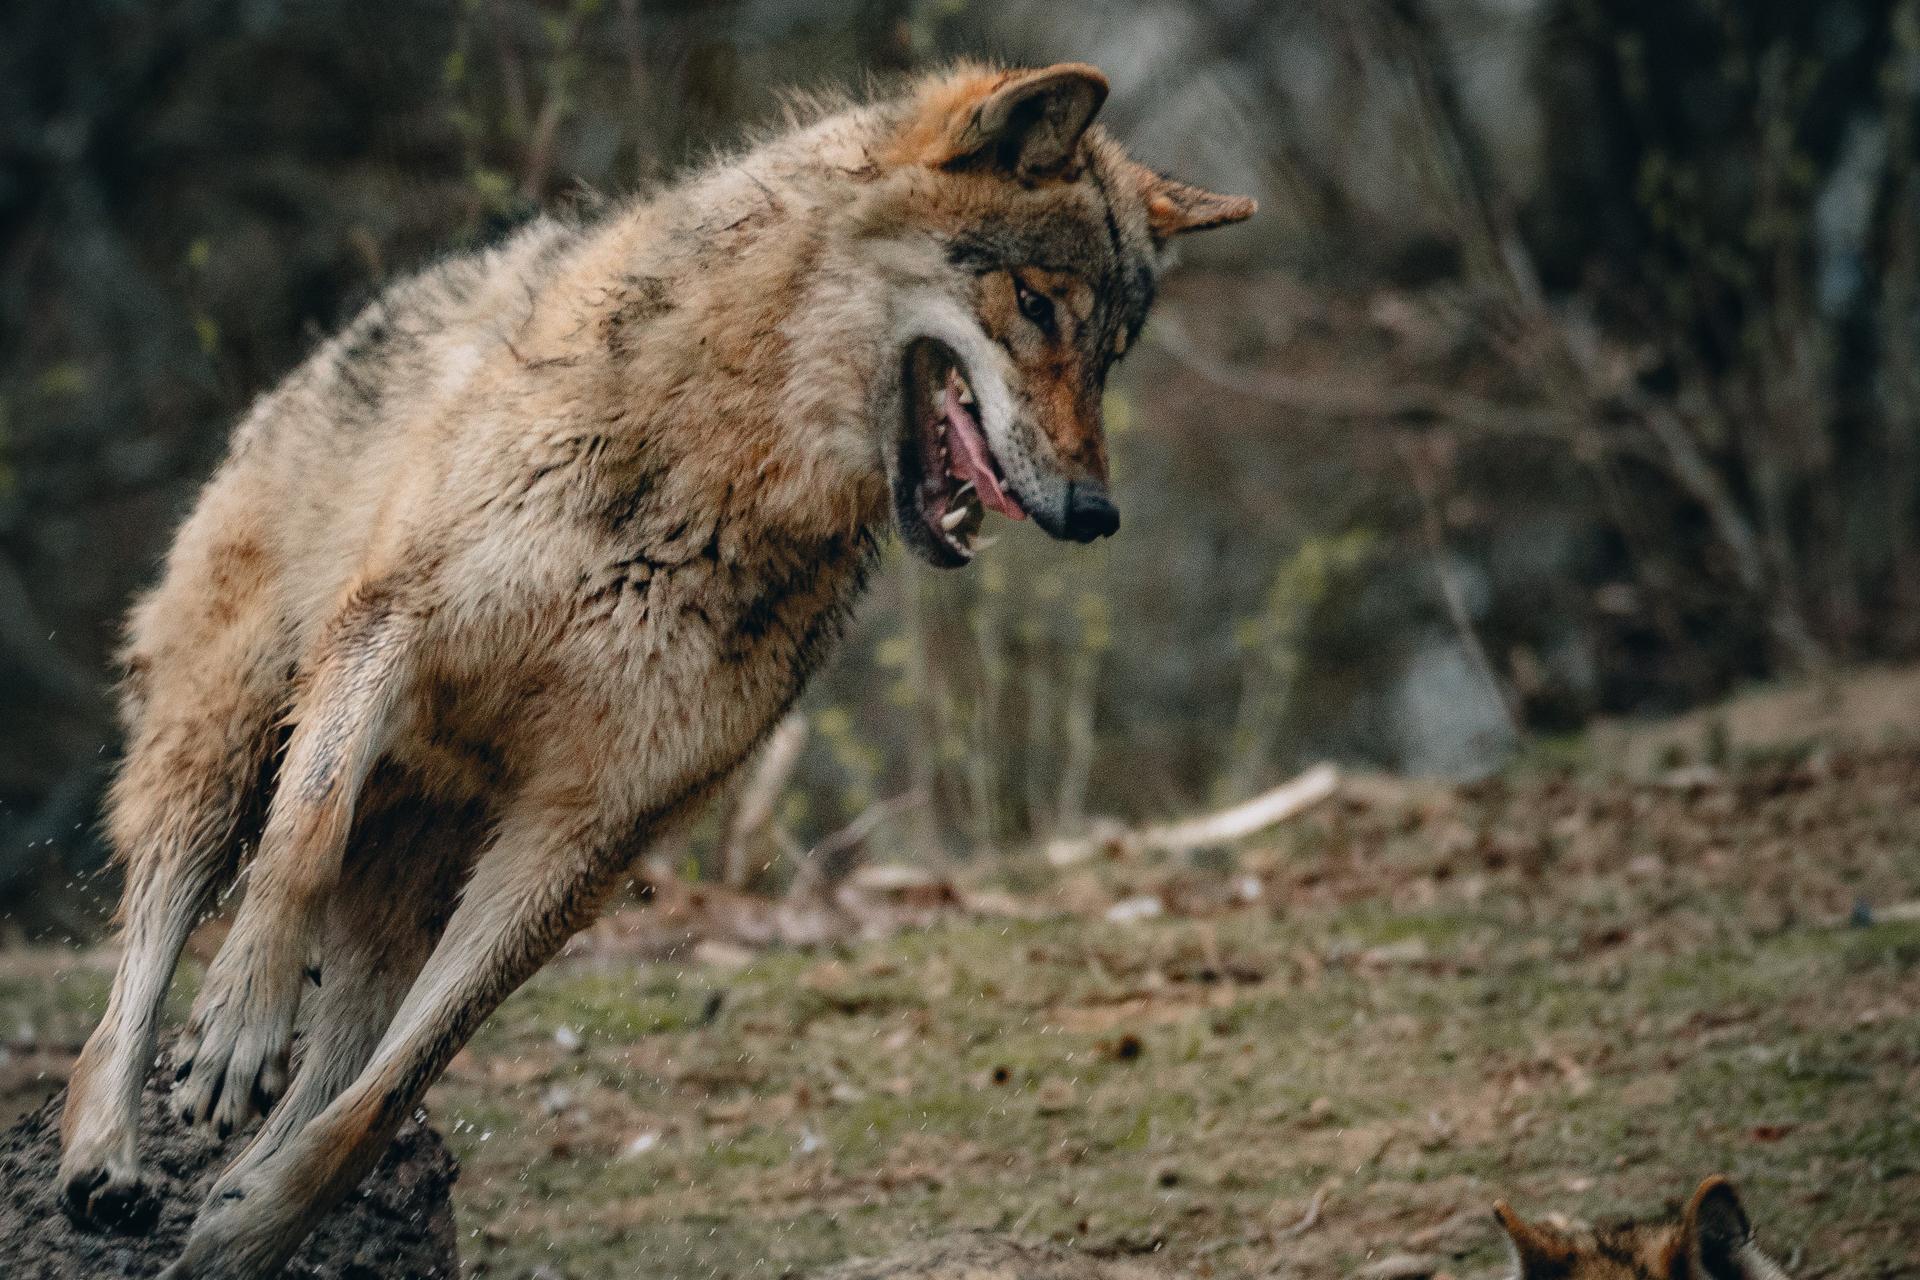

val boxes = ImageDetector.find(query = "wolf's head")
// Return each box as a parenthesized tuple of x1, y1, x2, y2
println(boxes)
(857, 62, 1254, 567)
(1494, 1177, 1792, 1280)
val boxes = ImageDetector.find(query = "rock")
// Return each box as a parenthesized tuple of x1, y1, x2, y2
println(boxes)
(0, 1060, 459, 1279)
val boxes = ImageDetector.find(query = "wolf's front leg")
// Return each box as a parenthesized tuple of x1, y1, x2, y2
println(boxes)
(59, 675, 279, 1227)
(158, 802, 651, 1280)
(60, 814, 235, 1229)
(174, 588, 419, 1137)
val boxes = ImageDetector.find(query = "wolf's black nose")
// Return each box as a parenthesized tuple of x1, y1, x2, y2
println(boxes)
(1063, 482, 1120, 543)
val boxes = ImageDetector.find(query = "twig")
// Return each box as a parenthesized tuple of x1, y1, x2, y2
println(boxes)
(1258, 1185, 1328, 1278)
(1048, 764, 1338, 866)
(790, 790, 928, 899)
(1397, 438, 1523, 737)
(1278, 1187, 1326, 1240)
(1150, 313, 1623, 454)
(714, 714, 808, 887)
(1141, 763, 1339, 853)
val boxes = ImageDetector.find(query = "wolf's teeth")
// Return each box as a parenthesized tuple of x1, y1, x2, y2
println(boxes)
(956, 378, 975, 407)
(939, 508, 968, 532)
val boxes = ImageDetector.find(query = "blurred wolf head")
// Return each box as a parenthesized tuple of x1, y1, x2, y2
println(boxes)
(1494, 1177, 1791, 1280)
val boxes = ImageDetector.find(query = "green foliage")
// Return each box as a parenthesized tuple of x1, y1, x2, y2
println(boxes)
(9, 0, 1920, 915)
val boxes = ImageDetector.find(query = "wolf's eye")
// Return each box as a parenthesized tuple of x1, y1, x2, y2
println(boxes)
(1014, 279, 1056, 335)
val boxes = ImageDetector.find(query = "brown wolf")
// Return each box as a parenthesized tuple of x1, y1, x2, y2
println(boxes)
(793, 1177, 1793, 1280)
(53, 61, 1252, 1278)
(1496, 1176, 1791, 1280)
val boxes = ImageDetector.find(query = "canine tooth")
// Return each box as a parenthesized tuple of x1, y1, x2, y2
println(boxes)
(939, 508, 968, 532)
(956, 379, 975, 407)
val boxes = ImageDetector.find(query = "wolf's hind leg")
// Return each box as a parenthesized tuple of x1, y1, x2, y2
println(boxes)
(206, 793, 476, 1197)
(59, 672, 279, 1226)
(174, 584, 420, 1137)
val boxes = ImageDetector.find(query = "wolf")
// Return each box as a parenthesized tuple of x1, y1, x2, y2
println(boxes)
(790, 1177, 1794, 1280)
(1495, 1176, 1792, 1280)
(52, 60, 1252, 1278)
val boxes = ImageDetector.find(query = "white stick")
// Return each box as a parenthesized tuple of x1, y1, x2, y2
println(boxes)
(1047, 764, 1339, 865)
(1139, 763, 1340, 854)
(715, 713, 809, 886)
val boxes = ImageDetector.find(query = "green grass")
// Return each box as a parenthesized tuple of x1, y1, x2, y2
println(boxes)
(418, 904, 1920, 1278)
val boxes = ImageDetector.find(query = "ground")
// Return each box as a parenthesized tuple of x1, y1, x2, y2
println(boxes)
(3, 730, 1918, 1278)
(0, 1076, 458, 1278)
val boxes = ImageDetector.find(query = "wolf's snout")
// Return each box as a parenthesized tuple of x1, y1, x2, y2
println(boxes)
(1062, 482, 1119, 543)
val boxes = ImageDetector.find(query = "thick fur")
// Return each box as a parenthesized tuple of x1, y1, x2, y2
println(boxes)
(54, 62, 1252, 1279)
(1496, 1177, 1792, 1280)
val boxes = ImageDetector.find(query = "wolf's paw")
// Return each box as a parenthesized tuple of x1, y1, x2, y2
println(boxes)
(172, 965, 298, 1137)
(58, 1139, 159, 1233)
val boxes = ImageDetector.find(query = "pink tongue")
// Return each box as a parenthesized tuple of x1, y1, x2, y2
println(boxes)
(942, 382, 1026, 520)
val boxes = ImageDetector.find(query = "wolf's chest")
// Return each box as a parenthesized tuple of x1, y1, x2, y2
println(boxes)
(574, 524, 877, 708)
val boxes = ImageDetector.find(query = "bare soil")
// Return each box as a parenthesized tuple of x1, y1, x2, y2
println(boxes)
(0, 1057, 458, 1279)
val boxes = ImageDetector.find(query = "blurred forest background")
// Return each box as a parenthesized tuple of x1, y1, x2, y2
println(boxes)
(4, 0, 1919, 930)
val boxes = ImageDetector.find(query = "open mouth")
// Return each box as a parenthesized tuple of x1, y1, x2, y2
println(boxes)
(894, 339, 1027, 567)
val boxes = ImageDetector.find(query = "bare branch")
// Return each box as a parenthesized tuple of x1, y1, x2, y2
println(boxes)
(790, 790, 929, 900)
(714, 713, 809, 888)
(1047, 764, 1339, 866)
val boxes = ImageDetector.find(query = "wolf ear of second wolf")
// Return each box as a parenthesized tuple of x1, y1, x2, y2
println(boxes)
(1494, 1176, 1782, 1280)
(1492, 1199, 1580, 1276)
(1680, 1176, 1766, 1280)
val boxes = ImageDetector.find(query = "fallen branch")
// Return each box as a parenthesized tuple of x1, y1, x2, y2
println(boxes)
(582, 791, 940, 957)
(714, 713, 809, 887)
(1048, 764, 1340, 866)
(790, 789, 928, 900)
(1279, 1187, 1326, 1240)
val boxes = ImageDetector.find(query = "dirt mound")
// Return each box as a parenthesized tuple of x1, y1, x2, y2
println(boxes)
(0, 1063, 459, 1279)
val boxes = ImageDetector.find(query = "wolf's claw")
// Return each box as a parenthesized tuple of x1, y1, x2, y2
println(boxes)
(173, 977, 296, 1134)
(60, 1158, 158, 1233)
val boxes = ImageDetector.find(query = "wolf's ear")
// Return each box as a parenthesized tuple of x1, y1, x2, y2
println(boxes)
(1678, 1177, 1767, 1280)
(910, 63, 1109, 177)
(1140, 173, 1258, 241)
(1492, 1202, 1578, 1278)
